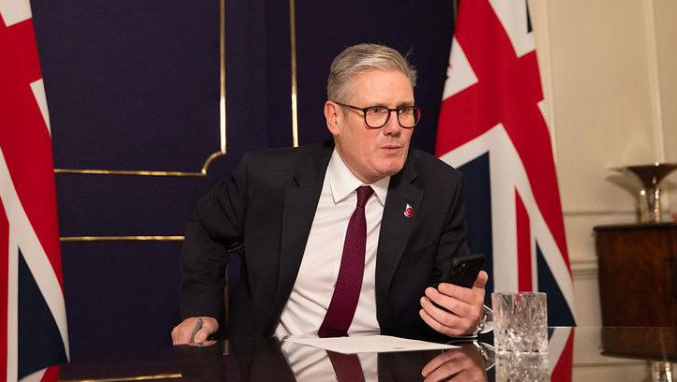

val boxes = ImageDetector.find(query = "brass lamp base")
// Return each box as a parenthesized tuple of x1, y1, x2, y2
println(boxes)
(616, 163, 677, 223)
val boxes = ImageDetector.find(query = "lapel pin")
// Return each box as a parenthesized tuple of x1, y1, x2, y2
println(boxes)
(404, 203, 414, 218)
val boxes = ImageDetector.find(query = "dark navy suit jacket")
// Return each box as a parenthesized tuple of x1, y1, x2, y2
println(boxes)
(180, 140, 470, 340)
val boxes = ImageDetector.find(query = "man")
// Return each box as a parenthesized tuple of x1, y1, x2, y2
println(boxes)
(172, 43, 488, 344)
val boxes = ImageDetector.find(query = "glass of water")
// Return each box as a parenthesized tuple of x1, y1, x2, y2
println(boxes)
(492, 292, 548, 354)
(496, 353, 550, 382)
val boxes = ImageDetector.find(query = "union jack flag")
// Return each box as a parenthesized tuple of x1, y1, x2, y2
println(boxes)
(436, 0, 575, 380)
(1, 0, 69, 380)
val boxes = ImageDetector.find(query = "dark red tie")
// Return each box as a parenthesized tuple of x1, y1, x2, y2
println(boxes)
(318, 186, 374, 337)
(326, 351, 367, 382)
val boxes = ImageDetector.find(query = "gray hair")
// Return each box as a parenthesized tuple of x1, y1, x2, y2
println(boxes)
(327, 43, 417, 103)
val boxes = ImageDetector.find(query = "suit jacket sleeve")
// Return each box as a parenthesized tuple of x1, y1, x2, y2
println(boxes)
(436, 170, 471, 281)
(415, 169, 471, 340)
(418, 169, 471, 339)
(179, 153, 249, 320)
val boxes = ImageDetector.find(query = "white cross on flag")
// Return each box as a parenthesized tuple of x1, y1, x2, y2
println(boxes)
(1, 0, 70, 380)
(435, 0, 576, 380)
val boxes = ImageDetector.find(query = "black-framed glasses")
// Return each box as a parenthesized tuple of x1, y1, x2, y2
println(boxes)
(333, 101, 422, 129)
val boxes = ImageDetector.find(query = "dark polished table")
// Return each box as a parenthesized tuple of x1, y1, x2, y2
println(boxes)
(58, 327, 677, 382)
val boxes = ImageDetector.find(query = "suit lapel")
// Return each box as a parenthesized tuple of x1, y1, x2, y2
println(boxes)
(267, 143, 332, 332)
(375, 160, 423, 309)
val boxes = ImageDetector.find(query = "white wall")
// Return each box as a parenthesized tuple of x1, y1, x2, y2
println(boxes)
(529, 0, 676, 380)
(655, 0, 677, 213)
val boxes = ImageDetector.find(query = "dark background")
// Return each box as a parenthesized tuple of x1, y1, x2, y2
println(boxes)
(32, 0, 456, 359)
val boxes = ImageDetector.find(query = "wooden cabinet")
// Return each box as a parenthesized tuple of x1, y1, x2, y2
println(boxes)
(602, 327, 677, 362)
(594, 223, 677, 327)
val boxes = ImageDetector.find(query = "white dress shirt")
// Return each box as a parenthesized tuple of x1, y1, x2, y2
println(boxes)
(280, 340, 378, 382)
(274, 149, 390, 336)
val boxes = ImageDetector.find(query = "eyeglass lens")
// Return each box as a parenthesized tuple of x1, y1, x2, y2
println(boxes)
(364, 107, 421, 128)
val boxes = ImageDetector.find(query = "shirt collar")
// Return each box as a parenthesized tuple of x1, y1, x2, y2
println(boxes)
(327, 149, 390, 206)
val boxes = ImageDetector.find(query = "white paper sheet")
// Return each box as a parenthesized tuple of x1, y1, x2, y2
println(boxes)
(285, 335, 455, 354)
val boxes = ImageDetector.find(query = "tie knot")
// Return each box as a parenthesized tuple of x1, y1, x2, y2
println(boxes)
(355, 186, 374, 208)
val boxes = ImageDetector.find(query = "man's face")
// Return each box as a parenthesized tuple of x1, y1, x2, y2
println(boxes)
(325, 70, 415, 184)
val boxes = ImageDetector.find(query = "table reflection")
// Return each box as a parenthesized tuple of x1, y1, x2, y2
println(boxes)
(59, 327, 677, 382)
(229, 336, 491, 382)
(599, 327, 677, 382)
(495, 353, 548, 382)
(419, 341, 491, 382)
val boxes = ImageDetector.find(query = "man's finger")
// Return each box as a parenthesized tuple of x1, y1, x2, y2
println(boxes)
(419, 297, 468, 335)
(171, 327, 178, 343)
(437, 283, 476, 304)
(473, 270, 489, 289)
(420, 294, 479, 336)
(192, 327, 211, 344)
(423, 360, 464, 382)
(172, 324, 194, 345)
(421, 350, 464, 376)
(191, 317, 219, 343)
(419, 308, 466, 337)
(424, 288, 471, 318)
(171, 317, 218, 345)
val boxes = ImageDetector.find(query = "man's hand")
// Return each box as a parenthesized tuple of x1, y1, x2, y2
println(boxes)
(421, 343, 488, 382)
(419, 271, 488, 336)
(171, 316, 219, 345)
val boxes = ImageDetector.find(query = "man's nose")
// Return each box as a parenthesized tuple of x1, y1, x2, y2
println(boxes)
(382, 112, 402, 136)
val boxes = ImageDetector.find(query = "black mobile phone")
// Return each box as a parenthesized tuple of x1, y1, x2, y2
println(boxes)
(439, 254, 485, 288)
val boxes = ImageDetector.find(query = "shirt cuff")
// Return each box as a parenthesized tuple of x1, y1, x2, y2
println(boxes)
(476, 304, 494, 335)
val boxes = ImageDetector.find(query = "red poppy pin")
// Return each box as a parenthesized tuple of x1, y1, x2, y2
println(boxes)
(404, 203, 414, 218)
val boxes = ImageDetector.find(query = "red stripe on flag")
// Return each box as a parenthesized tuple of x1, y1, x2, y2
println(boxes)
(516, 190, 532, 291)
(552, 330, 575, 382)
(0, 198, 8, 382)
(0, 18, 63, 288)
(41, 365, 61, 382)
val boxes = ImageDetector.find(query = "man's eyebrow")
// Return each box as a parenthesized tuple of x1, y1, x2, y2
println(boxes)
(363, 101, 415, 108)
(363, 102, 389, 108)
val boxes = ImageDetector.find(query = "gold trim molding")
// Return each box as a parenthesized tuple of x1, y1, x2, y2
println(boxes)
(55, 151, 224, 177)
(60, 373, 182, 382)
(220, 0, 227, 152)
(60, 236, 184, 242)
(55, 0, 228, 178)
(289, 0, 299, 148)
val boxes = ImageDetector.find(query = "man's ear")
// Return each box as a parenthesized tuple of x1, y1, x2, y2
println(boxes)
(324, 101, 341, 136)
